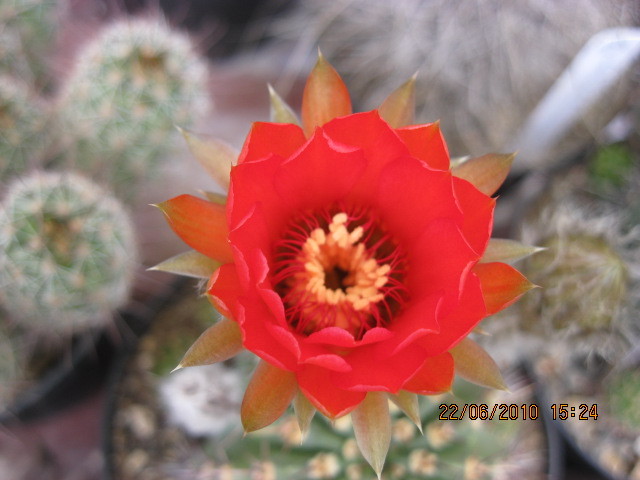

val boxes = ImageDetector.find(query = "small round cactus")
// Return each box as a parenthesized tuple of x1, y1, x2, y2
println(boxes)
(0, 0, 57, 83)
(58, 17, 210, 200)
(0, 171, 137, 333)
(0, 76, 51, 180)
(519, 199, 638, 360)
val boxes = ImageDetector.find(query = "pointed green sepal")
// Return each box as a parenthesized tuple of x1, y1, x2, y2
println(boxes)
(241, 360, 298, 433)
(352, 392, 391, 479)
(177, 126, 238, 191)
(149, 250, 220, 279)
(301, 50, 352, 137)
(293, 390, 316, 440)
(450, 337, 507, 390)
(388, 391, 422, 432)
(452, 153, 515, 196)
(481, 238, 545, 263)
(268, 84, 300, 125)
(174, 318, 243, 370)
(379, 73, 417, 128)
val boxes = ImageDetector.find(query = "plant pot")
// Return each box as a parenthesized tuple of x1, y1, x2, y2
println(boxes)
(0, 278, 183, 427)
(532, 354, 640, 480)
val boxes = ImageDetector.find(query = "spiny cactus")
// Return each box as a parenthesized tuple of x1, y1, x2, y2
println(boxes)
(0, 75, 51, 180)
(0, 29, 32, 81)
(207, 377, 545, 480)
(0, 171, 137, 334)
(0, 0, 57, 84)
(518, 199, 638, 361)
(58, 17, 210, 201)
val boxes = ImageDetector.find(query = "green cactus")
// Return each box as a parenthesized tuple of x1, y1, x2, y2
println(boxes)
(0, 29, 33, 81)
(0, 75, 51, 180)
(58, 17, 210, 201)
(0, 171, 137, 334)
(206, 379, 545, 480)
(607, 368, 640, 430)
(0, 0, 57, 84)
(588, 143, 635, 190)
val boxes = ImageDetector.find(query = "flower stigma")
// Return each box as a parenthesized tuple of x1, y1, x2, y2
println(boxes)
(273, 208, 407, 338)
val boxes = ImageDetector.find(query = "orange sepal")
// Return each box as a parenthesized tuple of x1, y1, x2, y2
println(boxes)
(403, 352, 454, 394)
(301, 51, 352, 137)
(206, 263, 241, 318)
(473, 262, 536, 314)
(155, 194, 233, 264)
(241, 360, 298, 432)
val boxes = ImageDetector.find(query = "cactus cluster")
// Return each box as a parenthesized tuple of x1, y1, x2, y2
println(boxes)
(59, 18, 210, 200)
(0, 171, 136, 334)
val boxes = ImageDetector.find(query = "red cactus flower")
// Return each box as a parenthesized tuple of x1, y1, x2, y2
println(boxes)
(155, 54, 536, 477)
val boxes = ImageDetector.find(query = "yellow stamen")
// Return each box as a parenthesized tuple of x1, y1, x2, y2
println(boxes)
(290, 212, 390, 330)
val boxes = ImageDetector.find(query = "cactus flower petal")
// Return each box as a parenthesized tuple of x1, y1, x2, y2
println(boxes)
(450, 337, 506, 390)
(473, 262, 537, 314)
(402, 352, 454, 394)
(394, 122, 450, 170)
(241, 360, 298, 432)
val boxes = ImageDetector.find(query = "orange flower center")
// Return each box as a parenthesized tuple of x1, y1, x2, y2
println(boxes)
(273, 207, 407, 338)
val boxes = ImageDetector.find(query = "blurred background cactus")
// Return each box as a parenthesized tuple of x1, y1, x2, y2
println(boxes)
(0, 76, 52, 180)
(518, 198, 638, 362)
(0, 0, 58, 87)
(264, 0, 638, 167)
(57, 17, 210, 201)
(0, 171, 137, 333)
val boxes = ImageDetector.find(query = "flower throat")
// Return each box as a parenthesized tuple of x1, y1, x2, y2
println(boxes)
(272, 207, 407, 338)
